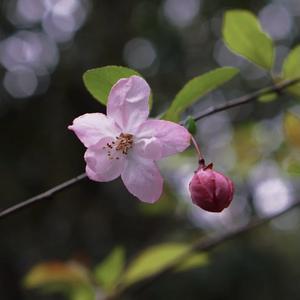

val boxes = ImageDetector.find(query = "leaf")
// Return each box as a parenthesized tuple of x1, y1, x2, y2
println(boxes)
(223, 10, 274, 70)
(94, 247, 125, 292)
(258, 92, 278, 103)
(24, 261, 91, 288)
(176, 253, 208, 272)
(281, 155, 300, 176)
(24, 261, 94, 300)
(83, 66, 141, 105)
(184, 116, 197, 134)
(163, 67, 239, 122)
(71, 286, 95, 300)
(282, 45, 300, 96)
(232, 123, 261, 176)
(284, 112, 300, 149)
(121, 243, 208, 287)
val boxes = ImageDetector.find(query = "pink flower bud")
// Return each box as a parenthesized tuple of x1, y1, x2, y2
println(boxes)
(189, 162, 234, 212)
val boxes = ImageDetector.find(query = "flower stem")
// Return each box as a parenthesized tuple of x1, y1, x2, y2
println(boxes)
(190, 135, 205, 166)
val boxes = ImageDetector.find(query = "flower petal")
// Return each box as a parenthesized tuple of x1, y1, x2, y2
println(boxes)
(68, 113, 120, 147)
(133, 137, 162, 160)
(107, 76, 150, 133)
(121, 156, 163, 203)
(136, 120, 191, 158)
(84, 137, 126, 182)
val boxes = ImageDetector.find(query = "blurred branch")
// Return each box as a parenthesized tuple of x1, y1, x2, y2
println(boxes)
(0, 78, 299, 220)
(0, 173, 87, 220)
(113, 199, 300, 299)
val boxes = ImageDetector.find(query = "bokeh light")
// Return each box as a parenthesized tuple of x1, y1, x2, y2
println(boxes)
(123, 38, 157, 71)
(162, 0, 201, 28)
(1, 0, 90, 99)
(15, 0, 46, 25)
(259, 4, 292, 40)
(42, 0, 89, 43)
(253, 177, 293, 217)
(253, 117, 284, 154)
(3, 66, 38, 98)
(0, 31, 59, 73)
(214, 39, 246, 68)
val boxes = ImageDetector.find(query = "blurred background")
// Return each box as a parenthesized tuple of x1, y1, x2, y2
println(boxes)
(1, 0, 300, 299)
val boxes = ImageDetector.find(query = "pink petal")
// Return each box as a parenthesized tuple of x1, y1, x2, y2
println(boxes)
(68, 113, 120, 148)
(136, 119, 191, 158)
(121, 156, 163, 203)
(84, 137, 126, 182)
(133, 137, 162, 160)
(107, 76, 150, 133)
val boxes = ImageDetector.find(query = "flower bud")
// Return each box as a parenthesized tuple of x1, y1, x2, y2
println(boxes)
(189, 162, 234, 212)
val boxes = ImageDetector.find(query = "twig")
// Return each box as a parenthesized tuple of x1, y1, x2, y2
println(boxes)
(115, 198, 300, 299)
(0, 173, 87, 220)
(189, 78, 300, 122)
(0, 78, 299, 220)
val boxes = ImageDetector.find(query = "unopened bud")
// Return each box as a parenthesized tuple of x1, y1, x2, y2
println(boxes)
(189, 161, 234, 212)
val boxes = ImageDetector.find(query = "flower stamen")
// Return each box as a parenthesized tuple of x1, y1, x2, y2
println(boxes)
(103, 133, 134, 159)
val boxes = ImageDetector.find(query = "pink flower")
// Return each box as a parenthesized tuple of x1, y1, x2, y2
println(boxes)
(69, 76, 191, 203)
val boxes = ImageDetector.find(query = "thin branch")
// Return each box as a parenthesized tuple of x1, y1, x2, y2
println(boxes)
(0, 173, 87, 220)
(115, 198, 300, 299)
(189, 78, 300, 122)
(0, 78, 299, 220)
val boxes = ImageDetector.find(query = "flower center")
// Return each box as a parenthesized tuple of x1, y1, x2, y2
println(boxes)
(104, 133, 134, 160)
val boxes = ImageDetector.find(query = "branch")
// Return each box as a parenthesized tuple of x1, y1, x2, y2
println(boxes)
(189, 78, 300, 122)
(114, 198, 300, 299)
(0, 173, 87, 220)
(0, 78, 299, 220)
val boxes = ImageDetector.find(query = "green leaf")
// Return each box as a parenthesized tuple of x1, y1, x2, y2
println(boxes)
(258, 92, 278, 103)
(184, 116, 197, 134)
(94, 247, 125, 292)
(163, 67, 239, 122)
(223, 10, 274, 70)
(232, 123, 261, 176)
(24, 261, 91, 289)
(282, 45, 300, 96)
(121, 243, 208, 288)
(71, 286, 95, 300)
(176, 253, 208, 272)
(24, 261, 94, 300)
(83, 66, 141, 105)
(284, 112, 300, 149)
(283, 156, 300, 176)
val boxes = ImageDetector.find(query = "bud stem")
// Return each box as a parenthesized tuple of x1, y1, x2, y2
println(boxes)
(190, 135, 205, 166)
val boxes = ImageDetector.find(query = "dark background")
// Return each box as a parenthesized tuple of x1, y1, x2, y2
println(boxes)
(1, 0, 300, 299)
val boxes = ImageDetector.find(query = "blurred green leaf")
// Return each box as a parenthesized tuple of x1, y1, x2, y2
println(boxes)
(24, 261, 91, 288)
(282, 156, 300, 176)
(223, 10, 274, 70)
(24, 261, 94, 300)
(94, 247, 125, 292)
(284, 112, 300, 149)
(282, 45, 300, 96)
(163, 67, 239, 122)
(121, 243, 208, 288)
(258, 92, 278, 103)
(176, 252, 209, 272)
(83, 66, 141, 105)
(71, 286, 95, 300)
(185, 116, 197, 134)
(232, 123, 261, 176)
